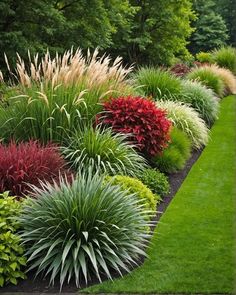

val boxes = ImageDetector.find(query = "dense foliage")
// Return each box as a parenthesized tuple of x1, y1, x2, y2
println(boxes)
(212, 46, 236, 74)
(153, 127, 191, 173)
(61, 127, 147, 177)
(138, 169, 170, 197)
(101, 96, 172, 157)
(0, 141, 69, 197)
(20, 172, 151, 288)
(0, 192, 26, 287)
(106, 175, 159, 211)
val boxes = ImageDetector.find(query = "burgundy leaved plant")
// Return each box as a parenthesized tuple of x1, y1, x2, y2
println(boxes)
(0, 141, 71, 197)
(100, 96, 172, 157)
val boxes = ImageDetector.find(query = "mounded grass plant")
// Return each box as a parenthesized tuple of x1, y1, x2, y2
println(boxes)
(212, 46, 236, 74)
(156, 100, 209, 149)
(187, 67, 225, 97)
(61, 126, 147, 177)
(153, 127, 191, 173)
(181, 80, 219, 124)
(106, 175, 160, 212)
(20, 172, 151, 288)
(138, 168, 170, 197)
(134, 67, 182, 99)
(202, 65, 236, 95)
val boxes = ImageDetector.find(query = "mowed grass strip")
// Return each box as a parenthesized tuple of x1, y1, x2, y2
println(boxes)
(83, 95, 236, 294)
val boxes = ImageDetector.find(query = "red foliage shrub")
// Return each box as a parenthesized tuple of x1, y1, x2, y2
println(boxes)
(0, 141, 70, 197)
(170, 63, 190, 77)
(100, 96, 172, 157)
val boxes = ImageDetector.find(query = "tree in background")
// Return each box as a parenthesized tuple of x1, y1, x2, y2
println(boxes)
(190, 0, 229, 53)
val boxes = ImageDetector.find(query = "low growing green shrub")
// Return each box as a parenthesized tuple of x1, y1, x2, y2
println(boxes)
(187, 67, 225, 97)
(0, 192, 26, 287)
(196, 52, 213, 63)
(61, 126, 147, 177)
(106, 175, 160, 212)
(138, 168, 170, 197)
(156, 100, 209, 149)
(212, 46, 236, 74)
(20, 172, 151, 288)
(181, 80, 219, 124)
(134, 67, 182, 99)
(153, 127, 191, 173)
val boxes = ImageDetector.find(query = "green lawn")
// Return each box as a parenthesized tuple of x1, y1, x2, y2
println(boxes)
(82, 95, 236, 294)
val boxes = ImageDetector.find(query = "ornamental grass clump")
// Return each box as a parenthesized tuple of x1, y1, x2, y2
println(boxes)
(134, 67, 182, 99)
(20, 172, 151, 289)
(180, 80, 219, 125)
(0, 192, 26, 287)
(212, 46, 236, 74)
(0, 49, 134, 143)
(100, 96, 172, 157)
(0, 141, 70, 197)
(187, 66, 225, 97)
(61, 126, 147, 177)
(156, 100, 209, 149)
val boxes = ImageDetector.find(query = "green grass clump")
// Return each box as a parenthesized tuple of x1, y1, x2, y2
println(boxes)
(138, 168, 170, 197)
(20, 171, 152, 289)
(134, 67, 182, 99)
(0, 192, 26, 287)
(106, 175, 159, 212)
(83, 95, 236, 294)
(181, 80, 219, 124)
(153, 127, 191, 173)
(61, 126, 147, 177)
(187, 67, 225, 97)
(156, 100, 209, 149)
(212, 46, 236, 74)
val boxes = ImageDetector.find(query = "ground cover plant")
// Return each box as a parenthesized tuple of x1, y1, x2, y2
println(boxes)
(0, 141, 70, 197)
(156, 100, 209, 149)
(134, 67, 182, 99)
(83, 95, 236, 294)
(0, 192, 26, 287)
(19, 171, 152, 289)
(153, 127, 191, 173)
(61, 126, 147, 177)
(100, 96, 172, 157)
(0, 49, 133, 143)
(180, 80, 219, 124)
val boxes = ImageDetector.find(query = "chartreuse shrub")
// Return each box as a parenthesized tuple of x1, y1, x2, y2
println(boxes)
(61, 127, 147, 177)
(153, 127, 191, 173)
(106, 175, 159, 212)
(181, 80, 219, 124)
(0, 141, 70, 197)
(196, 52, 213, 63)
(0, 192, 26, 287)
(187, 67, 225, 97)
(156, 100, 209, 149)
(138, 168, 170, 197)
(19, 172, 151, 289)
(0, 49, 134, 144)
(134, 67, 182, 99)
(212, 46, 236, 74)
(202, 65, 236, 95)
(101, 96, 172, 157)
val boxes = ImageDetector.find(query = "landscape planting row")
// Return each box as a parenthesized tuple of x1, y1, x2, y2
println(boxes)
(0, 46, 236, 291)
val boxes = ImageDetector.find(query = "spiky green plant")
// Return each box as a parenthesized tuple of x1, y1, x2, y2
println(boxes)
(19, 172, 151, 288)
(180, 80, 219, 124)
(212, 46, 236, 74)
(153, 127, 191, 173)
(134, 67, 182, 100)
(61, 126, 148, 177)
(156, 100, 209, 149)
(187, 67, 225, 97)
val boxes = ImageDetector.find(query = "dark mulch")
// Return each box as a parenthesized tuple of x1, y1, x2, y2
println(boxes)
(0, 149, 203, 294)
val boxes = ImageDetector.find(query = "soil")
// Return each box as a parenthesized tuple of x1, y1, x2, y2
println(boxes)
(0, 149, 203, 294)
